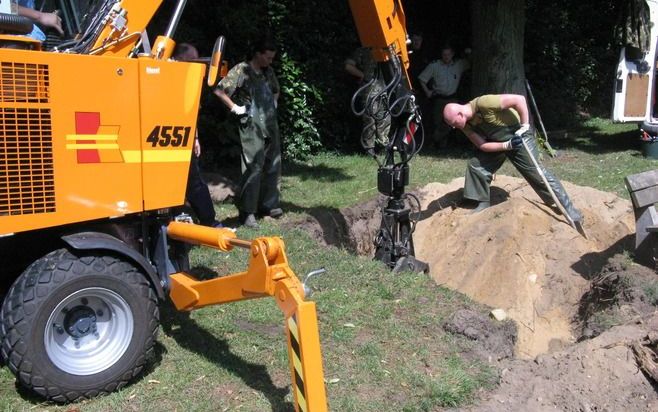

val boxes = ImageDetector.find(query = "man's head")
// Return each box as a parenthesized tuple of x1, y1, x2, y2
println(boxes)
(250, 37, 277, 68)
(440, 44, 455, 64)
(443, 103, 467, 129)
(173, 42, 199, 61)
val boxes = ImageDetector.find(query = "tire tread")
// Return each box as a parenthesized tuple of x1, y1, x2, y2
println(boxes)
(0, 249, 159, 402)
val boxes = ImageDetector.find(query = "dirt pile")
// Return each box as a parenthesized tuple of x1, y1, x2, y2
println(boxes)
(466, 312, 658, 412)
(294, 175, 658, 410)
(413, 176, 635, 358)
(297, 176, 637, 357)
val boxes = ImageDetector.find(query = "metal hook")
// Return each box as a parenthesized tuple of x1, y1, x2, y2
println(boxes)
(303, 268, 326, 297)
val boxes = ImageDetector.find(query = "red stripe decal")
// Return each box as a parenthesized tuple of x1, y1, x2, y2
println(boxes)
(75, 112, 101, 163)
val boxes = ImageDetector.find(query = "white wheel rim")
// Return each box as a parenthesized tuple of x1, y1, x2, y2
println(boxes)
(44, 287, 134, 375)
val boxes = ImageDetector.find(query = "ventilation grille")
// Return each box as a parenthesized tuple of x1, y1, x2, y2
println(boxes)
(0, 62, 50, 103)
(0, 108, 55, 216)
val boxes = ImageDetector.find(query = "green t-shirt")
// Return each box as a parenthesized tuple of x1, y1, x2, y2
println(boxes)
(463, 95, 520, 140)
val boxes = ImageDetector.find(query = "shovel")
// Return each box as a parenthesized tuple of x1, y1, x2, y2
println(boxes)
(519, 137, 587, 239)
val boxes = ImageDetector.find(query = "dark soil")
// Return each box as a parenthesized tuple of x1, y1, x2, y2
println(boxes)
(578, 254, 658, 340)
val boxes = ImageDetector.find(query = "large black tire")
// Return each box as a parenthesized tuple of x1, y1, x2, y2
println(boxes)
(641, 121, 658, 134)
(0, 248, 159, 402)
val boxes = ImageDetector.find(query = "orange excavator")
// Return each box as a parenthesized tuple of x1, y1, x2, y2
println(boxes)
(0, 1, 412, 409)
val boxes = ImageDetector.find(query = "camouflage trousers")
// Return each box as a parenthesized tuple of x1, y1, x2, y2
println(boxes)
(360, 87, 391, 149)
(463, 128, 582, 222)
(238, 125, 281, 215)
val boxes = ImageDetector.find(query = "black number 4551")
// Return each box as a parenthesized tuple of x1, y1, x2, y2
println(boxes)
(146, 125, 192, 147)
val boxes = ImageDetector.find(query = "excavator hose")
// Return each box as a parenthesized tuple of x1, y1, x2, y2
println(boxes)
(0, 13, 33, 35)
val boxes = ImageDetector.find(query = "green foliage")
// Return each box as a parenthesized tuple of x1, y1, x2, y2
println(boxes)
(268, 0, 323, 159)
(525, 0, 622, 128)
(165, 0, 635, 162)
(644, 282, 658, 305)
(164, 0, 361, 164)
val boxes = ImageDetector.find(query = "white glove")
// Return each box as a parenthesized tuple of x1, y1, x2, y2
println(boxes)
(231, 105, 247, 115)
(502, 136, 523, 151)
(515, 123, 530, 136)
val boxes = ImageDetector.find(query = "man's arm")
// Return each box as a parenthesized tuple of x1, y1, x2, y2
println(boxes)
(464, 130, 511, 153)
(499, 94, 529, 125)
(417, 63, 434, 98)
(345, 58, 364, 82)
(17, 6, 63, 36)
(213, 89, 240, 112)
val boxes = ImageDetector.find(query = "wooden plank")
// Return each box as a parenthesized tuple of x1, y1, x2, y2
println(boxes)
(624, 73, 650, 117)
(625, 169, 658, 192)
(630, 185, 658, 208)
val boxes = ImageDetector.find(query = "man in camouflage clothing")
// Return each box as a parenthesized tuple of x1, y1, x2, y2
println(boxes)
(214, 37, 282, 228)
(345, 47, 391, 150)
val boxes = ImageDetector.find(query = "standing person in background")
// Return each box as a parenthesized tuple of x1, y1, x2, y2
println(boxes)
(345, 46, 391, 152)
(174, 43, 223, 228)
(418, 44, 470, 149)
(16, 0, 63, 40)
(214, 36, 282, 228)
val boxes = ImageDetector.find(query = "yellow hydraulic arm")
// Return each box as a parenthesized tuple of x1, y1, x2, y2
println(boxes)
(166, 222, 327, 412)
(348, 0, 412, 87)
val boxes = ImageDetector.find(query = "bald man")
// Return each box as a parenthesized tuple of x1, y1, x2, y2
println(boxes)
(443, 94, 582, 227)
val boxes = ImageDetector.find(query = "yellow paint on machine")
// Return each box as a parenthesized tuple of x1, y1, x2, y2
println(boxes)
(121, 150, 190, 163)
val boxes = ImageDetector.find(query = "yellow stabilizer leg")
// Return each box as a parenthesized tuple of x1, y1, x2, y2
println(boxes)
(166, 221, 328, 411)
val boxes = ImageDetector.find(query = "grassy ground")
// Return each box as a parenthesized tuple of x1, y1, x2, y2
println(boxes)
(0, 119, 653, 411)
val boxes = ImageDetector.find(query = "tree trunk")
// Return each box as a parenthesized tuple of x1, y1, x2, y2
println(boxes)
(470, 0, 526, 96)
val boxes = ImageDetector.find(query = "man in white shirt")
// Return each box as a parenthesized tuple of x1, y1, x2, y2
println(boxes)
(418, 44, 470, 149)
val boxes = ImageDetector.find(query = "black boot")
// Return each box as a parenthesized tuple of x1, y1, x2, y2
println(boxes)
(472, 201, 491, 213)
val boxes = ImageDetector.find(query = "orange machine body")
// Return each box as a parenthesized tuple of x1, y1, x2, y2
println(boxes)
(348, 0, 410, 69)
(0, 48, 204, 236)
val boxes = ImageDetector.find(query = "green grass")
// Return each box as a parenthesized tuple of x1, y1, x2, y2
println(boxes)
(0, 118, 653, 411)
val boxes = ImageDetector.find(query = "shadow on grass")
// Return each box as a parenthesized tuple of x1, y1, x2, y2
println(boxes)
(571, 234, 634, 280)
(282, 159, 353, 183)
(160, 303, 293, 411)
(546, 127, 642, 155)
(279, 201, 359, 251)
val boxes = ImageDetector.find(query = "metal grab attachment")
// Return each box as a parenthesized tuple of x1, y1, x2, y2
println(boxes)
(165, 221, 328, 412)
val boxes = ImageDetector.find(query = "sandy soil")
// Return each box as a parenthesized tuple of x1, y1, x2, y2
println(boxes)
(413, 176, 635, 358)
(413, 177, 658, 411)
(291, 174, 658, 411)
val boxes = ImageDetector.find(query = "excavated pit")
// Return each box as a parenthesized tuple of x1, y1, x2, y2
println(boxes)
(292, 175, 658, 409)
(294, 175, 638, 358)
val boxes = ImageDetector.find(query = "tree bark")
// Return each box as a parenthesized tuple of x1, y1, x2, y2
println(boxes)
(470, 0, 526, 96)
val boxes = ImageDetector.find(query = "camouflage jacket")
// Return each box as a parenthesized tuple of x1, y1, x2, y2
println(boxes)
(217, 62, 280, 110)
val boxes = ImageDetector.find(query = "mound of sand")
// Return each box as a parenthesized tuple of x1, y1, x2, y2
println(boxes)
(293, 175, 658, 409)
(413, 175, 635, 358)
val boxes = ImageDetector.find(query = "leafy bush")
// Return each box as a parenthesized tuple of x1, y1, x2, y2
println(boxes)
(525, 0, 621, 128)
(159, 0, 362, 164)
